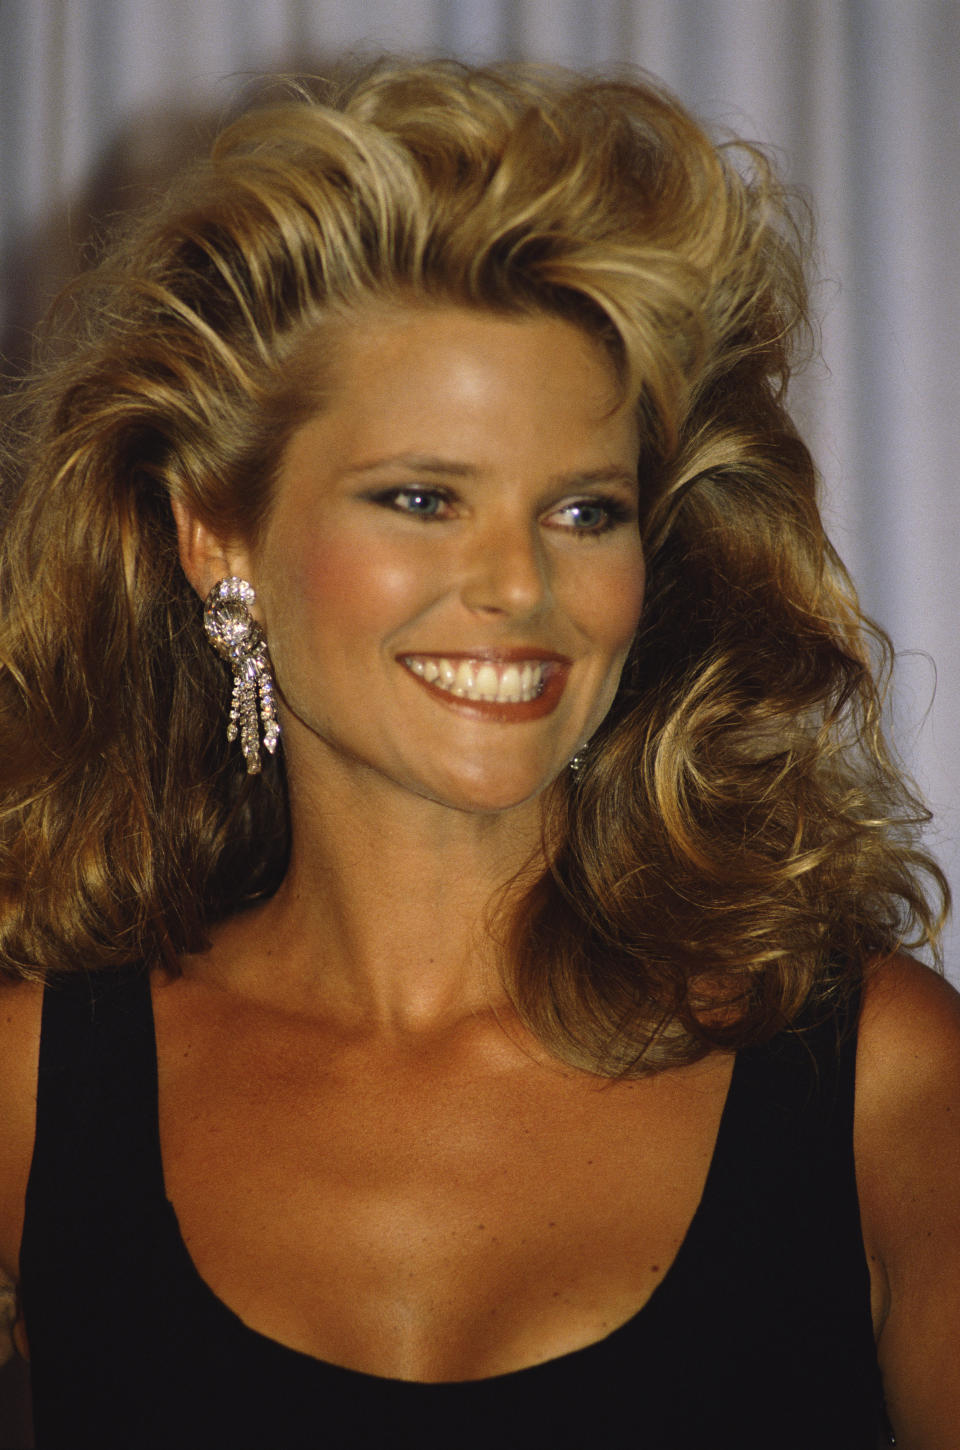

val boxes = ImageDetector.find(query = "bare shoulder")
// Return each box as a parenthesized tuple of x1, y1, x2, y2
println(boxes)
(854, 954, 960, 1449)
(0, 977, 44, 1282)
(858, 952, 960, 1070)
(855, 953, 960, 1226)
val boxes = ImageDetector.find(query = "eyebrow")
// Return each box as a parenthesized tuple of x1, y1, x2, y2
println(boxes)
(343, 453, 475, 478)
(343, 453, 638, 491)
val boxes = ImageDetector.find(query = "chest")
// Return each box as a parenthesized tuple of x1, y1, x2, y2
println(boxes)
(153, 985, 733, 1380)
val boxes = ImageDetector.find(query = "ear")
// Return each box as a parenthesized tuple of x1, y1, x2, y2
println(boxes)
(170, 496, 255, 603)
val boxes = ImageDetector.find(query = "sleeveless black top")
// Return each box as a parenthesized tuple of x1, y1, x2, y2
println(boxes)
(20, 970, 888, 1449)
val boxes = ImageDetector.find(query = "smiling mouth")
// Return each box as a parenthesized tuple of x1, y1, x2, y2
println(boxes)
(401, 655, 552, 704)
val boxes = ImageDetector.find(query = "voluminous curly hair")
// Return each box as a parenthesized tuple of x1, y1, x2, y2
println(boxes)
(0, 59, 947, 1073)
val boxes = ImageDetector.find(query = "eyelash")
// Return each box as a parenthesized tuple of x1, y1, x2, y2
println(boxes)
(368, 487, 453, 520)
(366, 487, 635, 535)
(551, 498, 635, 535)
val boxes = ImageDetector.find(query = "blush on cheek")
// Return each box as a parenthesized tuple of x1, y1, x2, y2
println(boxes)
(295, 542, 368, 615)
(298, 537, 432, 627)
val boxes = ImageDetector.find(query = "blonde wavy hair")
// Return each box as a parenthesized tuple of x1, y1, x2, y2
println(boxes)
(0, 59, 946, 1072)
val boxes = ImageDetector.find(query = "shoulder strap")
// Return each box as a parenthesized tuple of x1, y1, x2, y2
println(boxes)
(21, 969, 183, 1448)
(616, 981, 883, 1446)
(26, 967, 161, 1202)
(20, 968, 168, 1388)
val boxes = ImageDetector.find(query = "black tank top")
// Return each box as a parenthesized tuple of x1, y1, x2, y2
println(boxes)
(20, 969, 887, 1449)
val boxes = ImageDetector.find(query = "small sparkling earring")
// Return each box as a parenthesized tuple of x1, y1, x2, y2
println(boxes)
(203, 577, 280, 775)
(569, 749, 587, 775)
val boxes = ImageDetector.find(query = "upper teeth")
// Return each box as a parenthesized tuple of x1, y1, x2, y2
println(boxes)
(402, 656, 547, 703)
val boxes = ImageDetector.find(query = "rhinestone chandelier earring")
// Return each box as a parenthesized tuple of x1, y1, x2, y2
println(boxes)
(203, 577, 280, 775)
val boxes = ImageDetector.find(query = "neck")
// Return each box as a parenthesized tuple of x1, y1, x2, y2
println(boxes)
(204, 755, 550, 1035)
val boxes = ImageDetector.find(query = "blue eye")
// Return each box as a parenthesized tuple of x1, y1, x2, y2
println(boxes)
(565, 502, 608, 529)
(368, 487, 451, 519)
(396, 490, 443, 516)
(551, 497, 634, 534)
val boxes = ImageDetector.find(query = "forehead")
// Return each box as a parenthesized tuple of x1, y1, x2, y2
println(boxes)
(279, 305, 635, 481)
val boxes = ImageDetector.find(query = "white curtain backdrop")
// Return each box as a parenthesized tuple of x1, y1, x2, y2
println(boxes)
(2, 0, 958, 980)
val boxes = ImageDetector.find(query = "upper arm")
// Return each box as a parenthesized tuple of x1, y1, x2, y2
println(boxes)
(0, 980, 42, 1283)
(855, 955, 960, 1450)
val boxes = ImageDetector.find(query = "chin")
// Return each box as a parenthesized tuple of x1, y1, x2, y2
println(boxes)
(415, 765, 561, 816)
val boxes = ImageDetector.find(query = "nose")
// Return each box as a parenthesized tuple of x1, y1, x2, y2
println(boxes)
(458, 516, 551, 619)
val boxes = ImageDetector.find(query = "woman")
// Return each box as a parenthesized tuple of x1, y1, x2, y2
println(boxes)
(0, 59, 957, 1449)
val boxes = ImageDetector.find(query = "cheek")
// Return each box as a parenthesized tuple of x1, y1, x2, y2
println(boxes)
(266, 530, 435, 650)
(583, 553, 646, 656)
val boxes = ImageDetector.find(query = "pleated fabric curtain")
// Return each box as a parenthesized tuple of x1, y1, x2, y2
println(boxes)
(2, 0, 958, 978)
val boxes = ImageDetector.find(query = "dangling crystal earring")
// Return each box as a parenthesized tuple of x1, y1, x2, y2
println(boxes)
(203, 577, 280, 775)
(569, 749, 587, 775)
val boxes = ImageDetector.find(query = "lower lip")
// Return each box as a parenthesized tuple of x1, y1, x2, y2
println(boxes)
(399, 661, 569, 722)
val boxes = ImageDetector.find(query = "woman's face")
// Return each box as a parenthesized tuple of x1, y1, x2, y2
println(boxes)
(230, 306, 645, 815)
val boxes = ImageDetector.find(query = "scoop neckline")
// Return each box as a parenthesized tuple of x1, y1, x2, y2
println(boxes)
(146, 977, 743, 1388)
